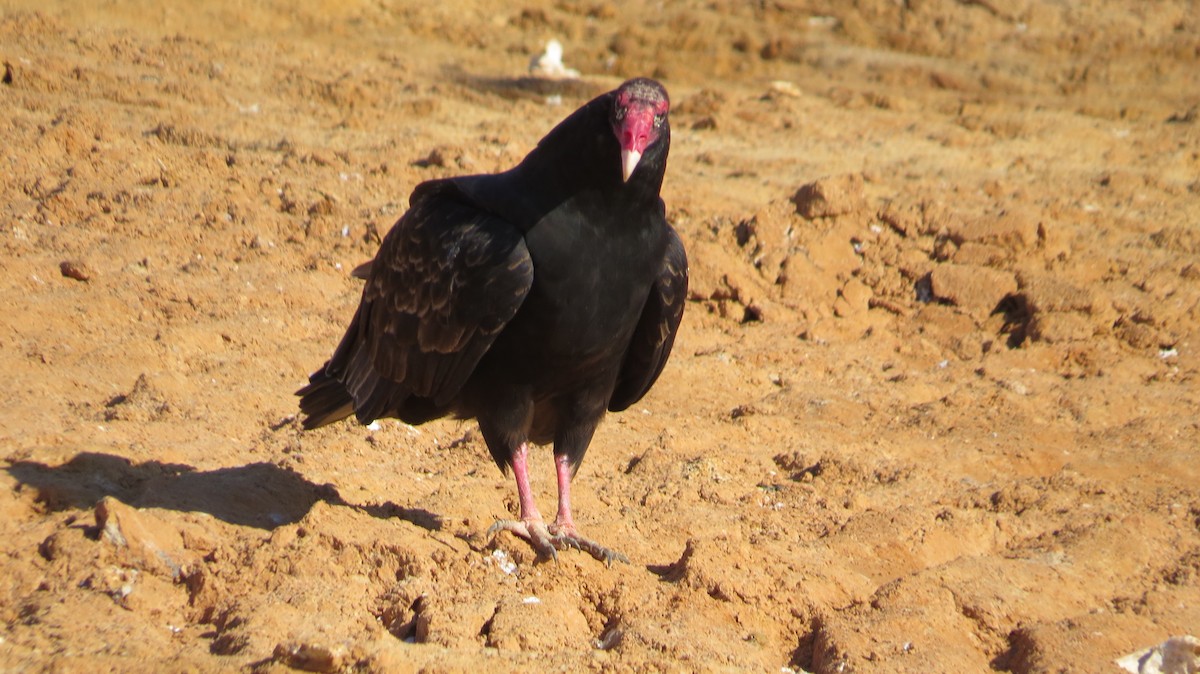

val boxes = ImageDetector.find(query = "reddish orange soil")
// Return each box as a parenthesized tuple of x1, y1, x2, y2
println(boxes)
(2, 2, 1198, 672)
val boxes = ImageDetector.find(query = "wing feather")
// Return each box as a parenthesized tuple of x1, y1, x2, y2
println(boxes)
(608, 226, 688, 412)
(316, 180, 533, 422)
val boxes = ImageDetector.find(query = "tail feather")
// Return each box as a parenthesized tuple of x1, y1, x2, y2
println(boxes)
(298, 346, 413, 429)
(341, 340, 403, 424)
(298, 304, 430, 429)
(296, 368, 355, 430)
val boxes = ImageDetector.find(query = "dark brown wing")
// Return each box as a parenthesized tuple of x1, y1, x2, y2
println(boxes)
(305, 180, 533, 426)
(608, 225, 688, 412)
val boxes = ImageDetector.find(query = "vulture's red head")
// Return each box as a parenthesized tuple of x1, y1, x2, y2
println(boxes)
(610, 78, 670, 183)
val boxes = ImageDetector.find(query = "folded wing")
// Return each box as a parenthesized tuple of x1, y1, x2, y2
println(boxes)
(608, 225, 688, 413)
(299, 181, 534, 427)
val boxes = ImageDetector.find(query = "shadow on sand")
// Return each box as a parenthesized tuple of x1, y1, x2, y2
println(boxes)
(6, 451, 442, 531)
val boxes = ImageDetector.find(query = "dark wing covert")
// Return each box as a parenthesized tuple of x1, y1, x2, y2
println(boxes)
(323, 180, 534, 422)
(608, 225, 688, 412)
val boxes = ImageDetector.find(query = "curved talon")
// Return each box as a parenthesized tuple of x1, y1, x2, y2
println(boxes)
(488, 518, 560, 561)
(548, 530, 629, 566)
(551, 534, 582, 551)
(489, 519, 628, 565)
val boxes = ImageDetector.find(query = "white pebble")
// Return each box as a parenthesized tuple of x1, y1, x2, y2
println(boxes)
(491, 549, 517, 575)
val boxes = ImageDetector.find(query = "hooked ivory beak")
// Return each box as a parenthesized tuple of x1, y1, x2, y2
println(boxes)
(621, 148, 642, 183)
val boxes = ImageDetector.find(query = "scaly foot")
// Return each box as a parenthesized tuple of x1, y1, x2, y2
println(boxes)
(488, 519, 629, 565)
(488, 518, 561, 561)
(548, 523, 629, 567)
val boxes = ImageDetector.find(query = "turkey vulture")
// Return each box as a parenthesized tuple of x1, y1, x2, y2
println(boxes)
(297, 78, 686, 565)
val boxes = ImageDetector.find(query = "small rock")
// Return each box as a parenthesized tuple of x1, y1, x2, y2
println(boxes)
(878, 201, 920, 237)
(947, 208, 1039, 250)
(767, 80, 801, 98)
(1116, 635, 1200, 674)
(953, 241, 1009, 266)
(792, 174, 867, 219)
(94, 496, 193, 579)
(414, 147, 448, 168)
(86, 565, 140, 606)
(595, 621, 624, 650)
(59, 260, 92, 282)
(897, 248, 933, 281)
(1018, 274, 1106, 315)
(834, 278, 872, 317)
(273, 640, 350, 673)
(928, 264, 1018, 317)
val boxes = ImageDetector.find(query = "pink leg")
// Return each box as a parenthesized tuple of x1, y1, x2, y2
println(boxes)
(547, 454, 629, 566)
(552, 453, 576, 534)
(512, 442, 544, 522)
(487, 443, 558, 559)
(488, 446, 628, 565)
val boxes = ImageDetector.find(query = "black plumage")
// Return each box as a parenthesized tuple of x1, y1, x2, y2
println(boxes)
(298, 78, 686, 564)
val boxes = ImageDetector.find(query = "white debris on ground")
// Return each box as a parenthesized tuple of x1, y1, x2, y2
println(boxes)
(529, 39, 579, 79)
(768, 80, 802, 98)
(491, 548, 517, 575)
(1116, 635, 1200, 674)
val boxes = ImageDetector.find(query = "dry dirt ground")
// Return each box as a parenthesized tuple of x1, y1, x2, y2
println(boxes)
(2, 2, 1199, 672)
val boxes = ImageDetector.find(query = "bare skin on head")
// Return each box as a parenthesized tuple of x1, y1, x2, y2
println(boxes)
(611, 78, 670, 182)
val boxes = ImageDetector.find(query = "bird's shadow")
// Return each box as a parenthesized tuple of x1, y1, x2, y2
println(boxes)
(5, 451, 441, 531)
